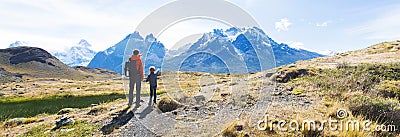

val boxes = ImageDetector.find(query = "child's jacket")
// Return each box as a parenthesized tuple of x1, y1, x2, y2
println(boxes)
(146, 72, 157, 87)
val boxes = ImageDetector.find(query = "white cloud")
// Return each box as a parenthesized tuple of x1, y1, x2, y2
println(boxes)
(0, 0, 261, 52)
(0, 0, 153, 51)
(316, 21, 329, 27)
(275, 18, 292, 32)
(286, 41, 305, 50)
(158, 20, 230, 49)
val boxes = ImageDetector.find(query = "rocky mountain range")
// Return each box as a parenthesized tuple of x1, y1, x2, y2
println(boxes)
(88, 27, 323, 74)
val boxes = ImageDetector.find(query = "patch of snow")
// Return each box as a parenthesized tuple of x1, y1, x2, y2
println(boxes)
(262, 41, 271, 47)
(286, 41, 305, 50)
(318, 50, 339, 56)
(9, 41, 35, 48)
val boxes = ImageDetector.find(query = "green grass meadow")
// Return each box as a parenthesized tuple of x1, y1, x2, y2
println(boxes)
(21, 120, 101, 137)
(0, 93, 126, 122)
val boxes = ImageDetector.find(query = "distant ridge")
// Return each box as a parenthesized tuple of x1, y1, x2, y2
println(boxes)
(0, 46, 116, 80)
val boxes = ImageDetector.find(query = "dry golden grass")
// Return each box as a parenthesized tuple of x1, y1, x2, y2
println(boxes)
(0, 78, 125, 100)
(294, 40, 400, 69)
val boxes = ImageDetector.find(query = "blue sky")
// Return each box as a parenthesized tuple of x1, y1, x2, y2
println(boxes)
(0, 0, 399, 53)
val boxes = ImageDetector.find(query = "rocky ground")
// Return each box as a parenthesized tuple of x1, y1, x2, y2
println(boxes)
(108, 69, 324, 137)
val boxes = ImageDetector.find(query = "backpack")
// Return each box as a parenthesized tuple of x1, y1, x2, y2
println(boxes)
(125, 60, 140, 77)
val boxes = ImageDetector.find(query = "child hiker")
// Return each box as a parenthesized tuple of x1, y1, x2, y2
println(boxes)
(145, 66, 158, 104)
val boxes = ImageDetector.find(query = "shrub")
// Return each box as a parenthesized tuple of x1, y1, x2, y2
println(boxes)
(346, 95, 400, 131)
(336, 62, 350, 69)
(4, 118, 25, 127)
(157, 96, 182, 113)
(271, 68, 312, 83)
(87, 106, 106, 115)
(3, 117, 37, 127)
(57, 108, 77, 115)
(376, 80, 400, 99)
(300, 128, 322, 137)
(222, 121, 248, 137)
(292, 88, 306, 95)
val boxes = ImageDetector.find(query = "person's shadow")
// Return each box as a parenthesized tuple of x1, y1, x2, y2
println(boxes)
(138, 102, 154, 119)
(100, 106, 137, 135)
(100, 100, 157, 135)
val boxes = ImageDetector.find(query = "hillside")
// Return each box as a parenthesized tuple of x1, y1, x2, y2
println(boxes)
(0, 47, 116, 82)
(294, 40, 400, 68)
(260, 41, 400, 136)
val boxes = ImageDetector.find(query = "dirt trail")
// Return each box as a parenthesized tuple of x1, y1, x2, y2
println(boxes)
(121, 72, 321, 136)
(120, 98, 171, 136)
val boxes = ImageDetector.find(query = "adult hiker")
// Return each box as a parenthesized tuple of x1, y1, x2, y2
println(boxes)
(124, 49, 144, 107)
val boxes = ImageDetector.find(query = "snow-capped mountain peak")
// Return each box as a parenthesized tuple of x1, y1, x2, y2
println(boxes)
(9, 41, 34, 48)
(145, 33, 156, 42)
(52, 40, 97, 67)
(130, 31, 144, 40)
(77, 39, 91, 47)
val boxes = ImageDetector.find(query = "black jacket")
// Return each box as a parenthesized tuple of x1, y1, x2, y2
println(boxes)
(146, 72, 157, 87)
